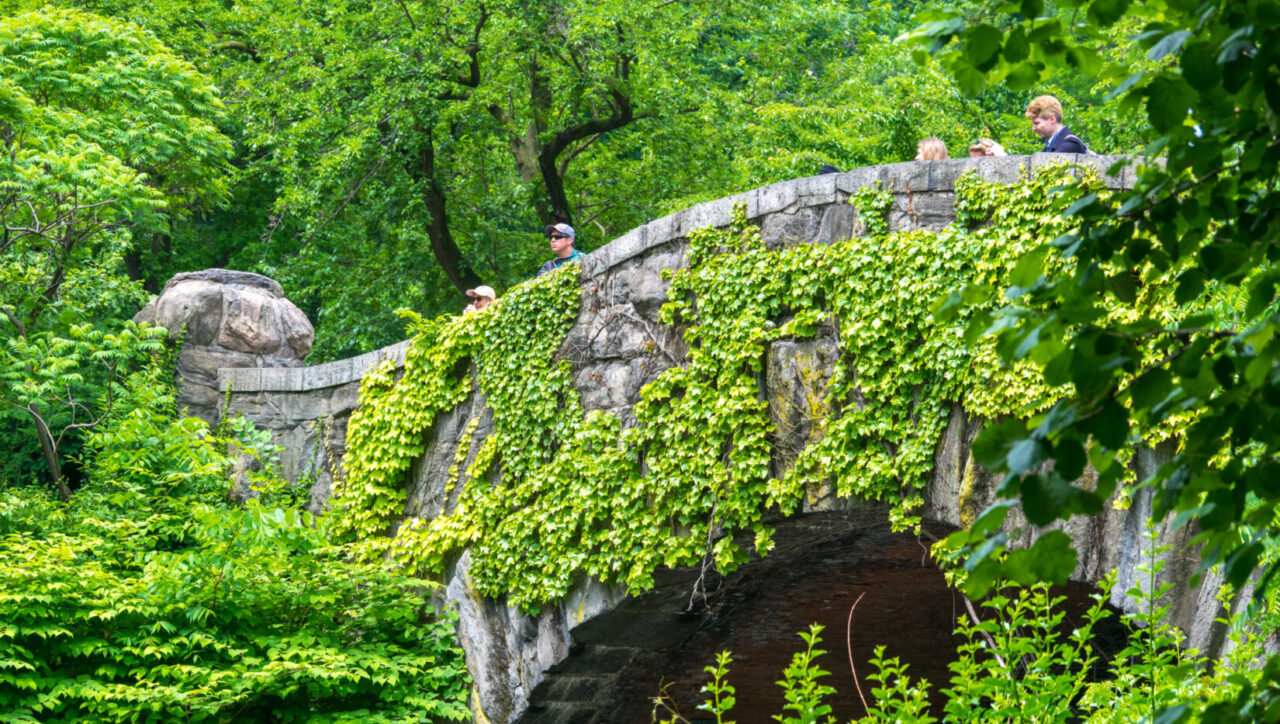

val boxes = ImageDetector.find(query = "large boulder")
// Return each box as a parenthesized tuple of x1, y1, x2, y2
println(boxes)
(135, 269, 313, 423)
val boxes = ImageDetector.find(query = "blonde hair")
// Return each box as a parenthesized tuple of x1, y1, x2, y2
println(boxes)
(1025, 95, 1064, 122)
(967, 138, 1006, 157)
(916, 137, 948, 161)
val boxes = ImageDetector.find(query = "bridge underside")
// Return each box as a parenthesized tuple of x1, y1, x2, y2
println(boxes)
(518, 508, 1126, 724)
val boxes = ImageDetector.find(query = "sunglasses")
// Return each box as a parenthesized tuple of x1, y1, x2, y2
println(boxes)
(549, 234, 570, 240)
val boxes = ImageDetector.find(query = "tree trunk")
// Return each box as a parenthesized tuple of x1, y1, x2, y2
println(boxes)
(408, 143, 480, 292)
(538, 148, 574, 225)
(28, 404, 71, 501)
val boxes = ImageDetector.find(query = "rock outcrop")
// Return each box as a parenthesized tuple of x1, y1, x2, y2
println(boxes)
(134, 269, 313, 424)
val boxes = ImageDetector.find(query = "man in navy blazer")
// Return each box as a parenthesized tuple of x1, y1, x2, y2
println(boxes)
(1025, 95, 1089, 154)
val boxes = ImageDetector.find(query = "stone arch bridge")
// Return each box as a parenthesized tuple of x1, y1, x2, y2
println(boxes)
(146, 155, 1257, 723)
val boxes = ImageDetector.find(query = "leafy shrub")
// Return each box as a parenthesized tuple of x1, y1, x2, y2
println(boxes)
(0, 351, 469, 722)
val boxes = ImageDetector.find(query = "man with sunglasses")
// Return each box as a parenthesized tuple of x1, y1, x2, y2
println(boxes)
(537, 223, 585, 276)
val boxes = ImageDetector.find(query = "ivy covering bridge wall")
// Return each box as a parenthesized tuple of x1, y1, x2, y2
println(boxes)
(330, 161, 1209, 612)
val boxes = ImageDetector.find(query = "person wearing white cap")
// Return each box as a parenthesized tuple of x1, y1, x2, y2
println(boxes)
(463, 285, 496, 314)
(537, 222, 585, 276)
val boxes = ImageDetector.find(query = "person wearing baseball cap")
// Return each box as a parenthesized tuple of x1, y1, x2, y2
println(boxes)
(537, 222, 585, 276)
(463, 285, 496, 314)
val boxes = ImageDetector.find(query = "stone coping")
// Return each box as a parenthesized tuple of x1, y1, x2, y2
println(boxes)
(579, 152, 1138, 278)
(219, 154, 1142, 394)
(218, 339, 412, 393)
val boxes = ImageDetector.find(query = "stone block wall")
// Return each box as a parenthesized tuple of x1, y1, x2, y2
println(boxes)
(218, 340, 411, 514)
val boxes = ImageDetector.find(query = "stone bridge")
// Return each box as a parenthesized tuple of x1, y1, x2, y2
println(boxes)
(169, 155, 1258, 723)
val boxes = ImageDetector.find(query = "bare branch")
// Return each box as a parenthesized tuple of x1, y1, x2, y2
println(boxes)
(0, 305, 24, 337)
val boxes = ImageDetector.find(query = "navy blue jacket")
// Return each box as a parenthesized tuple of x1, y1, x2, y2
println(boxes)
(1045, 126, 1088, 154)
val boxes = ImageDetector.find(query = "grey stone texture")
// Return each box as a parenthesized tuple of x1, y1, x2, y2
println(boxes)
(197, 156, 1245, 723)
(134, 268, 315, 424)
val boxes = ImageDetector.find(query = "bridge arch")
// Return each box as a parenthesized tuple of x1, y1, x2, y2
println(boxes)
(211, 155, 1240, 724)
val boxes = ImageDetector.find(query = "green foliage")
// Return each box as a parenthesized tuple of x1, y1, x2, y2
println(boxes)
(0, 321, 167, 496)
(1076, 521, 1277, 722)
(849, 183, 893, 238)
(651, 651, 737, 724)
(32, 0, 1149, 361)
(0, 352, 470, 722)
(0, 7, 232, 493)
(941, 580, 1109, 722)
(861, 647, 935, 724)
(660, 550, 1277, 722)
(0, 7, 230, 333)
(901, 0, 1280, 634)
(773, 625, 837, 724)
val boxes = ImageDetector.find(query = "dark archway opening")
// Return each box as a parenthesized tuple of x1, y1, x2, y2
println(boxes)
(520, 509, 1129, 724)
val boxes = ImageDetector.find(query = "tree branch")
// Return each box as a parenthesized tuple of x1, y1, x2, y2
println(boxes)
(217, 40, 260, 62)
(0, 305, 25, 337)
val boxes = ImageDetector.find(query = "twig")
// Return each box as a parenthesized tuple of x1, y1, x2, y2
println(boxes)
(687, 501, 718, 611)
(962, 594, 1006, 667)
(847, 591, 869, 713)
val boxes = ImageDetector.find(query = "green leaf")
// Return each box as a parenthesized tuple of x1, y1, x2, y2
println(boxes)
(1147, 30, 1191, 61)
(1051, 438, 1087, 480)
(1109, 272, 1137, 303)
(1130, 367, 1174, 410)
(1010, 245, 1049, 288)
(1002, 531, 1078, 586)
(1003, 61, 1043, 91)
(1174, 269, 1205, 304)
(1247, 271, 1279, 318)
(1082, 400, 1130, 449)
(963, 24, 1004, 69)
(1088, 0, 1132, 26)
(1146, 76, 1194, 132)
(953, 62, 988, 96)
(1021, 474, 1078, 525)
(1003, 27, 1029, 62)
(1105, 71, 1145, 101)
(1180, 41, 1220, 92)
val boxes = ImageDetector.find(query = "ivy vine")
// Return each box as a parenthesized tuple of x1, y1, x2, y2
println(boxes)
(336, 164, 1200, 611)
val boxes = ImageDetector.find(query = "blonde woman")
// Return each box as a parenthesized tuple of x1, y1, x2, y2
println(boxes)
(915, 137, 948, 161)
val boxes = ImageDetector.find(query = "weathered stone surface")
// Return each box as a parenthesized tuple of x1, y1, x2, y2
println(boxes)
(137, 268, 314, 424)
(280, 304, 314, 359)
(814, 202, 855, 244)
(446, 552, 575, 724)
(766, 336, 838, 477)
(217, 287, 283, 354)
(890, 190, 957, 231)
(161, 268, 285, 297)
(760, 207, 821, 248)
(152, 279, 223, 346)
